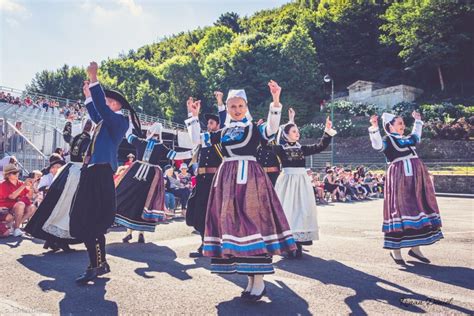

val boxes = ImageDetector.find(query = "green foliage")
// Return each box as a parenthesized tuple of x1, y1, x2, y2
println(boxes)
(380, 0, 474, 91)
(324, 100, 377, 117)
(25, 0, 473, 128)
(215, 12, 242, 33)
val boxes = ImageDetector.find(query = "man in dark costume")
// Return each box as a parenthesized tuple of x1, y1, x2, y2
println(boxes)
(186, 91, 226, 257)
(70, 61, 140, 284)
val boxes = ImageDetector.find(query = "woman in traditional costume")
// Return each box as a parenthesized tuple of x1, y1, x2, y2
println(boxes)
(273, 109, 336, 258)
(368, 111, 443, 264)
(185, 80, 296, 301)
(115, 121, 193, 243)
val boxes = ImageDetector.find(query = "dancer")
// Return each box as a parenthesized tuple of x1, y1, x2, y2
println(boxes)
(273, 108, 336, 258)
(69, 61, 139, 284)
(115, 121, 193, 244)
(26, 118, 92, 250)
(369, 111, 443, 264)
(185, 80, 296, 301)
(186, 91, 226, 257)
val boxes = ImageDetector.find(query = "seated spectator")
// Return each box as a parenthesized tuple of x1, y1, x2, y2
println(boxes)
(114, 165, 129, 186)
(175, 163, 192, 217)
(0, 164, 36, 237)
(311, 173, 328, 205)
(38, 154, 66, 192)
(324, 169, 344, 202)
(29, 170, 44, 207)
(0, 155, 18, 181)
(163, 165, 176, 217)
(124, 153, 135, 167)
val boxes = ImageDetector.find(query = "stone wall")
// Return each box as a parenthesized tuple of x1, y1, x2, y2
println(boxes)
(433, 175, 474, 194)
(332, 137, 474, 164)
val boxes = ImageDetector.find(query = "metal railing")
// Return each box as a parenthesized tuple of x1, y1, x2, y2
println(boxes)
(1, 119, 48, 175)
(0, 86, 186, 131)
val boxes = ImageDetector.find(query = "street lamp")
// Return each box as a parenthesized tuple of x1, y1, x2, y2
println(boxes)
(324, 74, 335, 166)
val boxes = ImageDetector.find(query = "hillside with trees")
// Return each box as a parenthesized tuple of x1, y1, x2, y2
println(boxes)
(26, 0, 473, 127)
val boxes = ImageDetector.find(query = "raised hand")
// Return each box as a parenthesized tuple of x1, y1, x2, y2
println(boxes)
(186, 97, 201, 117)
(87, 61, 99, 83)
(83, 81, 91, 98)
(256, 118, 264, 126)
(369, 115, 378, 128)
(268, 80, 281, 107)
(214, 91, 224, 106)
(412, 111, 421, 120)
(325, 116, 333, 130)
(288, 107, 295, 123)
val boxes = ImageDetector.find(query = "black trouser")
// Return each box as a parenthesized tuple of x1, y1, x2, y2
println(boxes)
(84, 234, 106, 268)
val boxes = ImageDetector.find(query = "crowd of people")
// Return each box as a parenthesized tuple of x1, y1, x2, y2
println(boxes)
(0, 90, 87, 120)
(310, 166, 385, 204)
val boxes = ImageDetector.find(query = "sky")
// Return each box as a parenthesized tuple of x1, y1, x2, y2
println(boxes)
(0, 0, 289, 90)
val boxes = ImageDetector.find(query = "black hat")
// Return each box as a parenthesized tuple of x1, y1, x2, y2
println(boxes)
(47, 154, 66, 172)
(104, 89, 145, 139)
(104, 89, 132, 111)
(204, 113, 219, 124)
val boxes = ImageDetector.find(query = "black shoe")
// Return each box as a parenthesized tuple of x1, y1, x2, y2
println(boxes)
(390, 252, 405, 265)
(138, 234, 145, 243)
(295, 245, 303, 258)
(122, 234, 132, 243)
(60, 244, 75, 253)
(408, 250, 431, 263)
(241, 290, 251, 298)
(75, 267, 100, 284)
(98, 262, 111, 276)
(189, 245, 203, 258)
(246, 288, 266, 301)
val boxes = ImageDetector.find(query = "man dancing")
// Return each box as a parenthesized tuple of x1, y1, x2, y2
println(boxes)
(70, 61, 139, 284)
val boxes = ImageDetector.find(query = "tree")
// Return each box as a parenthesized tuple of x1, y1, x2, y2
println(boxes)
(380, 0, 474, 92)
(215, 12, 242, 33)
(195, 26, 235, 59)
(157, 55, 206, 122)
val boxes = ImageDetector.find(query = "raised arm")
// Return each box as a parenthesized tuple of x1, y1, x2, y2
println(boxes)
(83, 81, 101, 124)
(185, 97, 220, 147)
(302, 117, 337, 156)
(410, 111, 423, 143)
(368, 115, 384, 152)
(214, 91, 227, 129)
(86, 61, 122, 126)
(259, 80, 282, 140)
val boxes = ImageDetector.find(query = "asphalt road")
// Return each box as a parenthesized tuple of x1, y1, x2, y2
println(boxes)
(1, 197, 473, 315)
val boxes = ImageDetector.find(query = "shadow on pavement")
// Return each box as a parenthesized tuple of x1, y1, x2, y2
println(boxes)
(107, 242, 204, 281)
(275, 254, 472, 315)
(402, 261, 474, 291)
(0, 235, 43, 249)
(216, 279, 311, 316)
(18, 253, 118, 315)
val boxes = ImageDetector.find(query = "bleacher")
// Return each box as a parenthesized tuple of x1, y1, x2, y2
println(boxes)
(0, 86, 189, 174)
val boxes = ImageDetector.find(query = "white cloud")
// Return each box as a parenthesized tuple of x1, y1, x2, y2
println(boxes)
(0, 0, 26, 13)
(117, 0, 142, 16)
(78, 0, 143, 18)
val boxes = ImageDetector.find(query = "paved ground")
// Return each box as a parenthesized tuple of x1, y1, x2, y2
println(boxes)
(1, 197, 473, 315)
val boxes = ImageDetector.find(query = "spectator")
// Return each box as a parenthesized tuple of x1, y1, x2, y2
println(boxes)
(163, 165, 176, 217)
(0, 164, 36, 237)
(124, 153, 135, 167)
(38, 154, 66, 192)
(324, 169, 344, 202)
(175, 163, 192, 217)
